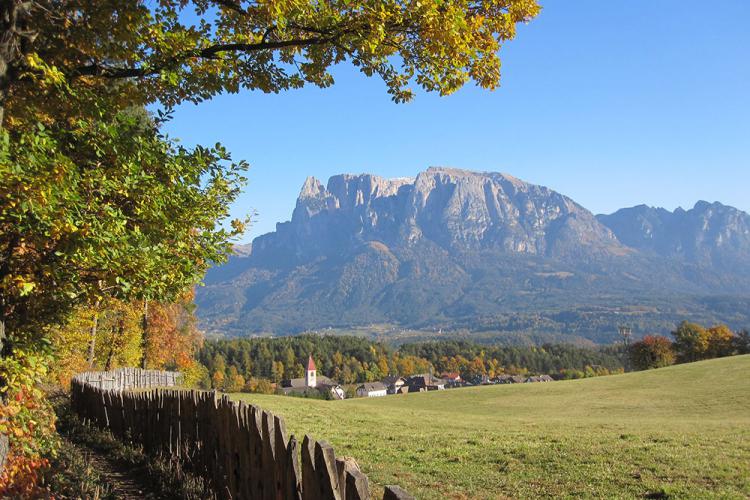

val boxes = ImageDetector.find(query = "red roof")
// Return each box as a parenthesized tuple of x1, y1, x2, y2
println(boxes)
(307, 355, 316, 371)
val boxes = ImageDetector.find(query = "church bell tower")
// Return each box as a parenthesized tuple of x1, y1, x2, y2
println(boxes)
(305, 355, 317, 388)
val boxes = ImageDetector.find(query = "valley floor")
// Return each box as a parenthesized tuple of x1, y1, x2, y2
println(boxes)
(232, 355, 750, 499)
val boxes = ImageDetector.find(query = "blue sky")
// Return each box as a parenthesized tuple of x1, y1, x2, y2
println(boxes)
(163, 1, 750, 242)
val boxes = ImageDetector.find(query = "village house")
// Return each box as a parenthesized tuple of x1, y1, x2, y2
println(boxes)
(493, 375, 526, 384)
(356, 382, 388, 398)
(440, 372, 462, 387)
(280, 355, 345, 399)
(405, 374, 445, 392)
(525, 375, 555, 383)
(381, 376, 408, 394)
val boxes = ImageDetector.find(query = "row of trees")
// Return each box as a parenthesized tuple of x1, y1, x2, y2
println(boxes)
(198, 335, 433, 390)
(198, 336, 625, 392)
(204, 322, 750, 394)
(48, 293, 206, 388)
(399, 340, 625, 376)
(628, 322, 749, 370)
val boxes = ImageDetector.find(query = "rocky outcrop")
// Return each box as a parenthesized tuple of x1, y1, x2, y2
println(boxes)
(252, 167, 624, 263)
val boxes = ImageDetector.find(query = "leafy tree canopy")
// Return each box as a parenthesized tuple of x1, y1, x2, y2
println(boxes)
(0, 111, 247, 335)
(2, 0, 540, 127)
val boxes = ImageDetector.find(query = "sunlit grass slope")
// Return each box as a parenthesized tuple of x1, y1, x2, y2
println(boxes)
(233, 355, 750, 499)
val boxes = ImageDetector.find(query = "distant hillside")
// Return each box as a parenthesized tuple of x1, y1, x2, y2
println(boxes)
(197, 168, 750, 340)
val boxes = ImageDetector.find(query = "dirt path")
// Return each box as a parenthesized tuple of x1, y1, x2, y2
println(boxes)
(81, 444, 159, 499)
(64, 438, 160, 500)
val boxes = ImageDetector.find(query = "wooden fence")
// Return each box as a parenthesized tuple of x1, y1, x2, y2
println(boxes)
(70, 369, 413, 500)
(74, 367, 181, 390)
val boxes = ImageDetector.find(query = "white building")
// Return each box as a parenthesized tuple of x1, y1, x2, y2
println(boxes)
(356, 382, 388, 397)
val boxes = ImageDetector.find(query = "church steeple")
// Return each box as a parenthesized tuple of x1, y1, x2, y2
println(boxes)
(305, 355, 317, 387)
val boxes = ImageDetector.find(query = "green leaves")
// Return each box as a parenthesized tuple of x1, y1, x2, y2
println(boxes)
(0, 107, 248, 336)
(5, 0, 539, 126)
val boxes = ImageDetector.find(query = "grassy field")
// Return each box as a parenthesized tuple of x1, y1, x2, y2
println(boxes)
(232, 355, 750, 499)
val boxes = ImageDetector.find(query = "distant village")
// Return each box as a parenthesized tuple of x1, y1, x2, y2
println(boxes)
(279, 355, 556, 400)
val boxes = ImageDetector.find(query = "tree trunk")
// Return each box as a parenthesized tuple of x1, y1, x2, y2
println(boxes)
(87, 301, 100, 368)
(139, 299, 149, 369)
(105, 314, 126, 371)
(0, 0, 13, 127)
(0, 306, 5, 359)
(0, 0, 37, 128)
(0, 432, 7, 476)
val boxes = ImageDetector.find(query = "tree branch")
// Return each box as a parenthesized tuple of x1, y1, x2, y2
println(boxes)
(70, 35, 338, 80)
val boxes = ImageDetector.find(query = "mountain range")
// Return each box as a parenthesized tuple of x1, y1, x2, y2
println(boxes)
(197, 167, 750, 343)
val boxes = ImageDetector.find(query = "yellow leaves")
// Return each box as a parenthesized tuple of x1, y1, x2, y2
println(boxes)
(3, 276, 37, 297)
(230, 218, 247, 234)
(23, 53, 66, 87)
(4, 0, 540, 123)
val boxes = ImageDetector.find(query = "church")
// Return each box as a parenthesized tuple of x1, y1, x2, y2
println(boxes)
(279, 355, 345, 400)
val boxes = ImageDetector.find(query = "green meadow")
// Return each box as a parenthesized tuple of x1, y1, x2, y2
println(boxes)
(232, 355, 750, 499)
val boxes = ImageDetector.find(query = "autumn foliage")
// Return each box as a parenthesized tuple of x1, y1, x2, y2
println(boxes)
(627, 322, 747, 372)
(0, 0, 544, 493)
(671, 321, 737, 363)
(0, 345, 56, 496)
(629, 336, 675, 370)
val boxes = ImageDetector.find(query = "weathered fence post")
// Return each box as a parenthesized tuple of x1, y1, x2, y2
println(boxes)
(301, 435, 317, 500)
(287, 435, 303, 500)
(274, 415, 289, 500)
(262, 410, 277, 500)
(337, 457, 370, 500)
(382, 486, 414, 500)
(314, 441, 342, 500)
(345, 468, 370, 500)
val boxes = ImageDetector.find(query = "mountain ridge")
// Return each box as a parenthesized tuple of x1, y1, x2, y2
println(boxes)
(197, 168, 750, 341)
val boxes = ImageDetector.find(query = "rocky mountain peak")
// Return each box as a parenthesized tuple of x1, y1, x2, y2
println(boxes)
(598, 201, 750, 267)
(256, 168, 626, 262)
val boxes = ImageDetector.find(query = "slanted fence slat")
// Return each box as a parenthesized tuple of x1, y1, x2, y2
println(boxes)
(71, 368, 411, 500)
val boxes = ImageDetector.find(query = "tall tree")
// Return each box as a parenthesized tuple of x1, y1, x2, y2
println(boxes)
(0, 0, 540, 485)
(734, 329, 750, 355)
(141, 293, 203, 371)
(705, 325, 735, 359)
(629, 335, 675, 371)
(671, 321, 710, 363)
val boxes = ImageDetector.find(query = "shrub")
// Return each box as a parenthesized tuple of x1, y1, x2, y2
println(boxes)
(0, 338, 58, 497)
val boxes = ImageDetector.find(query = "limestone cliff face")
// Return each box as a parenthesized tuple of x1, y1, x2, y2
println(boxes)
(197, 168, 750, 339)
(252, 167, 623, 263)
(598, 201, 750, 269)
(405, 168, 620, 256)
